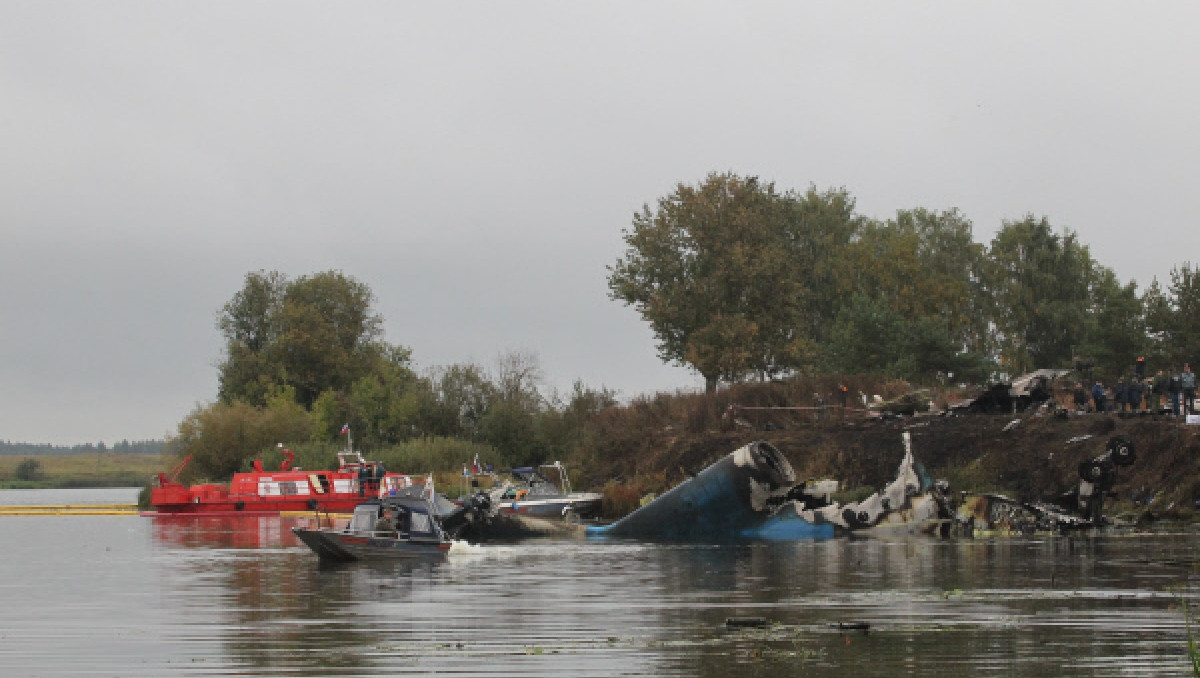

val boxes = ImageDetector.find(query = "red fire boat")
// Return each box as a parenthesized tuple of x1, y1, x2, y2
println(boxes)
(146, 446, 415, 516)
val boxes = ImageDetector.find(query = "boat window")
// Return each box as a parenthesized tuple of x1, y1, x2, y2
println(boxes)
(410, 512, 433, 535)
(347, 506, 378, 534)
(308, 474, 329, 494)
(258, 480, 310, 496)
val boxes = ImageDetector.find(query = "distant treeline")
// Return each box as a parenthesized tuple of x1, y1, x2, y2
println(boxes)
(0, 440, 167, 456)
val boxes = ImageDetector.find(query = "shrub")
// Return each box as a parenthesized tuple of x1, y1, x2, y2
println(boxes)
(15, 458, 42, 481)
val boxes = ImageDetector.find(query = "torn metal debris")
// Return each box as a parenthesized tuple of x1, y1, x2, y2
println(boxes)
(955, 435, 1136, 535)
(586, 433, 951, 542)
(952, 368, 1070, 414)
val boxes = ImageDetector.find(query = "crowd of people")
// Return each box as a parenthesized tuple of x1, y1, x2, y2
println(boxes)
(1072, 360, 1197, 416)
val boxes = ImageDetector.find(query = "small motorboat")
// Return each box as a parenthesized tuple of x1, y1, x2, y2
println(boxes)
(292, 495, 452, 562)
(490, 462, 603, 519)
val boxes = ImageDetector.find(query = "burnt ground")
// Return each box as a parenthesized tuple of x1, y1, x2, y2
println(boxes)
(579, 406, 1200, 523)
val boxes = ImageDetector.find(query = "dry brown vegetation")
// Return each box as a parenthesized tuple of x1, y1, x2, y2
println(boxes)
(571, 378, 1200, 523)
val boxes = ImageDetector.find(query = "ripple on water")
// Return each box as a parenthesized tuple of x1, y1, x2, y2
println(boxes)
(1, 506, 1198, 677)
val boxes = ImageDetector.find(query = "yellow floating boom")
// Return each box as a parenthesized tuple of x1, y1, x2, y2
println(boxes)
(0, 504, 139, 516)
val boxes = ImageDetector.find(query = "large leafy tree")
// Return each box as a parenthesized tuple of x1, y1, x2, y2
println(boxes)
(1145, 263, 1200, 367)
(172, 388, 314, 480)
(310, 344, 420, 449)
(983, 216, 1096, 375)
(894, 208, 989, 353)
(414, 363, 497, 440)
(1077, 267, 1146, 380)
(828, 208, 990, 380)
(216, 270, 393, 409)
(215, 271, 289, 407)
(608, 173, 860, 391)
(825, 294, 991, 382)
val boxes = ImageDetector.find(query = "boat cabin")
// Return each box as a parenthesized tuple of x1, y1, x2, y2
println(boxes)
(346, 499, 444, 543)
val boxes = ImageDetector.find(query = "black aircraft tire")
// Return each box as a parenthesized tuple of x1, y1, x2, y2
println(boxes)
(1079, 460, 1107, 483)
(1107, 436, 1136, 467)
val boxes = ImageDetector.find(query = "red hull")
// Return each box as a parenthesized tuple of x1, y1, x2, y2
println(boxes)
(150, 451, 415, 516)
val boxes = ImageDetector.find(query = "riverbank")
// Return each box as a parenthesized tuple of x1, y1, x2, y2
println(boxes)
(0, 453, 164, 489)
(577, 395, 1200, 523)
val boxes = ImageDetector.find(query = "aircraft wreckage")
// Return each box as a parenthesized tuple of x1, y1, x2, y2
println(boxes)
(586, 433, 951, 541)
(583, 432, 1135, 542)
(955, 435, 1136, 536)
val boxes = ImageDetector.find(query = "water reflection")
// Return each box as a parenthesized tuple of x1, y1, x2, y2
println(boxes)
(11, 506, 1194, 677)
(647, 536, 1200, 677)
(150, 514, 316, 549)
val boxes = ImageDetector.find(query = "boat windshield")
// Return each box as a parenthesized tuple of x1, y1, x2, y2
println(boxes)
(347, 504, 379, 535)
(509, 462, 573, 496)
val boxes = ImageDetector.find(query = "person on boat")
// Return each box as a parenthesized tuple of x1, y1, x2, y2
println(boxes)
(358, 463, 370, 496)
(374, 507, 398, 538)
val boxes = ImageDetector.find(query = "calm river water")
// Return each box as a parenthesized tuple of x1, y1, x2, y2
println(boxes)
(1, 488, 1199, 677)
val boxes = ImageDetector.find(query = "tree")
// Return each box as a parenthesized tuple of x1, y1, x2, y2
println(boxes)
(608, 173, 860, 391)
(1077, 267, 1146, 381)
(415, 363, 496, 440)
(825, 295, 991, 383)
(826, 208, 990, 380)
(892, 208, 989, 353)
(478, 399, 542, 468)
(15, 458, 42, 481)
(492, 349, 545, 412)
(310, 344, 420, 449)
(172, 388, 315, 480)
(825, 295, 904, 375)
(216, 271, 288, 407)
(216, 270, 391, 409)
(1145, 263, 1200, 367)
(983, 216, 1096, 375)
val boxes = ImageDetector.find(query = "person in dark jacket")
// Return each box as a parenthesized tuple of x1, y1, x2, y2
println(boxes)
(1114, 378, 1128, 412)
(1169, 371, 1183, 415)
(1092, 381, 1107, 413)
(1073, 383, 1090, 412)
(1127, 379, 1143, 412)
(1152, 370, 1169, 411)
(1184, 364, 1197, 415)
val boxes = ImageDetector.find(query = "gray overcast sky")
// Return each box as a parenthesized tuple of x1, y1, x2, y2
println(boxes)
(2, 2, 1197, 445)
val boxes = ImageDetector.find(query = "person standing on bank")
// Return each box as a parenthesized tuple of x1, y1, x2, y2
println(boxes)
(1114, 378, 1128, 412)
(1073, 382, 1090, 413)
(1169, 370, 1184, 416)
(1092, 381, 1107, 414)
(1127, 378, 1143, 413)
(1153, 370, 1169, 411)
(1183, 363, 1197, 415)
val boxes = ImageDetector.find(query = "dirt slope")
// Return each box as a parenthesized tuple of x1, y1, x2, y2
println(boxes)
(580, 407, 1200, 522)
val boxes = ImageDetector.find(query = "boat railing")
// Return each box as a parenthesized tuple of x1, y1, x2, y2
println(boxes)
(538, 461, 573, 496)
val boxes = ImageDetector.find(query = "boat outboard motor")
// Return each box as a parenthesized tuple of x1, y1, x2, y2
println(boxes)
(586, 441, 797, 540)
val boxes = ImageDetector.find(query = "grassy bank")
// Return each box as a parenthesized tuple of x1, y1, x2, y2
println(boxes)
(0, 453, 166, 489)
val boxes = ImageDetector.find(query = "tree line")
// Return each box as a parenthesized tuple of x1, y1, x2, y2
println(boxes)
(176, 271, 615, 480)
(609, 172, 1199, 392)
(0, 440, 166, 456)
(171, 174, 1198, 481)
